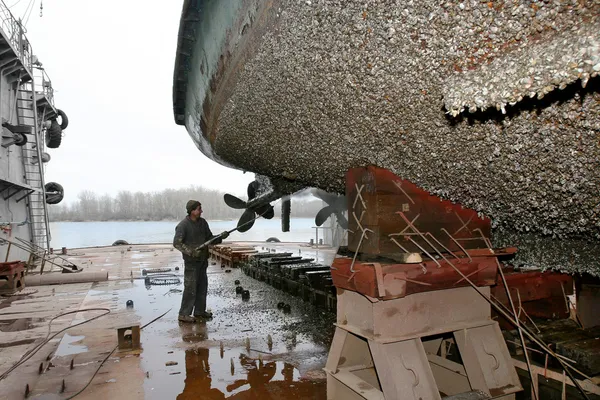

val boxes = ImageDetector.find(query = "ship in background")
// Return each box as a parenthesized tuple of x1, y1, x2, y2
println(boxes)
(0, 0, 68, 263)
(173, 0, 600, 277)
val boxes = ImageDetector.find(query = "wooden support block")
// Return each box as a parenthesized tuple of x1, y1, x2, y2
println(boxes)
(345, 166, 491, 256)
(331, 256, 498, 299)
(492, 269, 573, 327)
(337, 287, 491, 342)
(326, 291, 522, 400)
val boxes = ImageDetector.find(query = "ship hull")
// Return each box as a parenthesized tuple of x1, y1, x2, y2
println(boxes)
(173, 0, 600, 276)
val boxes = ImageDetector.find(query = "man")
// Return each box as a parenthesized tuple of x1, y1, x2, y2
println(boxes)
(173, 200, 229, 323)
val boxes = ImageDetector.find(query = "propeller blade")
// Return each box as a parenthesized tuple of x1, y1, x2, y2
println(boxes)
(315, 205, 334, 226)
(224, 193, 247, 209)
(312, 189, 335, 203)
(314, 189, 345, 204)
(335, 212, 349, 229)
(263, 205, 275, 220)
(247, 181, 259, 200)
(333, 196, 347, 209)
(237, 209, 256, 232)
(255, 204, 275, 220)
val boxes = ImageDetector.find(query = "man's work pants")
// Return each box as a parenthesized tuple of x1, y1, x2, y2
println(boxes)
(179, 259, 209, 316)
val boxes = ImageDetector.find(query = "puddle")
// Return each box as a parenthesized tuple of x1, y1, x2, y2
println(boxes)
(35, 249, 334, 399)
(135, 264, 334, 399)
(0, 338, 37, 348)
(181, 325, 209, 344)
(132, 253, 151, 259)
(55, 333, 88, 357)
(0, 318, 34, 332)
(148, 346, 326, 399)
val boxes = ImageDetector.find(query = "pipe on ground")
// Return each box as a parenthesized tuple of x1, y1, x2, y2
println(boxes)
(25, 271, 108, 286)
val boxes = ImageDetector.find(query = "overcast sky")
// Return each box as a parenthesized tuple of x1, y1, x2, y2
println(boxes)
(10, 0, 254, 203)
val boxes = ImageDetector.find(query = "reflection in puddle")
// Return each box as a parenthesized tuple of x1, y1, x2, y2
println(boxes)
(177, 347, 325, 399)
(180, 323, 209, 343)
(55, 333, 88, 357)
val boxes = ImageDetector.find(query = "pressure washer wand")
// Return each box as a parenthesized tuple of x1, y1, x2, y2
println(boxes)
(196, 212, 264, 250)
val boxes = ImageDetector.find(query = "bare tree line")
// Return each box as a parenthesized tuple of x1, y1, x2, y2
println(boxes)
(48, 186, 326, 222)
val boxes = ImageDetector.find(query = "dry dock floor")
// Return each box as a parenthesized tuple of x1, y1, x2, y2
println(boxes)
(0, 242, 337, 399)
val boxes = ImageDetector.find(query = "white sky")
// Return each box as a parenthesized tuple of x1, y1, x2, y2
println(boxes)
(10, 0, 254, 203)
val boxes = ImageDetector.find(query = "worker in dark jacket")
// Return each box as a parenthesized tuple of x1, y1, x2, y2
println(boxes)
(173, 200, 229, 323)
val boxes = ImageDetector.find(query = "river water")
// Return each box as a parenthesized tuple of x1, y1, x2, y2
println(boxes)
(49, 218, 323, 249)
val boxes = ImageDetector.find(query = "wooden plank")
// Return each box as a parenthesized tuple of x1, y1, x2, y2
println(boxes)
(325, 327, 349, 373)
(331, 256, 497, 300)
(327, 370, 385, 400)
(427, 354, 471, 396)
(334, 368, 384, 399)
(512, 358, 600, 396)
(422, 337, 443, 355)
(338, 287, 491, 340)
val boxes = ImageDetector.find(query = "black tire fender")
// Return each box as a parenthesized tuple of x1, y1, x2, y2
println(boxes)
(266, 237, 281, 243)
(112, 240, 129, 246)
(45, 120, 62, 148)
(45, 182, 64, 205)
(57, 109, 69, 130)
(14, 132, 27, 146)
(48, 119, 61, 135)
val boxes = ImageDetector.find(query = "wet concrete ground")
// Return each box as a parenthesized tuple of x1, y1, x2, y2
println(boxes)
(0, 242, 337, 399)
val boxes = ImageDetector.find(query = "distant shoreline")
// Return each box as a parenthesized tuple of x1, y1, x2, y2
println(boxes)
(48, 217, 311, 223)
(49, 218, 235, 223)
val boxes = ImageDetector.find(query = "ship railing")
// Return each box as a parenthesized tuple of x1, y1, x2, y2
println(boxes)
(32, 66, 54, 107)
(0, 0, 33, 74)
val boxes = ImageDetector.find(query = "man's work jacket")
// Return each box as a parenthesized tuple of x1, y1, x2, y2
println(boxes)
(173, 216, 222, 262)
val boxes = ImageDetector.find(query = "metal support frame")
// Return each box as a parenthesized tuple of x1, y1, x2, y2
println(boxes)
(0, 179, 37, 201)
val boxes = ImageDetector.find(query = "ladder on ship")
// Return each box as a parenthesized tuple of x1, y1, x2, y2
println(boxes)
(15, 78, 51, 251)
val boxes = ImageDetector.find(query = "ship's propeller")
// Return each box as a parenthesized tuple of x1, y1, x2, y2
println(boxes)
(224, 181, 275, 232)
(313, 190, 348, 229)
(223, 193, 247, 209)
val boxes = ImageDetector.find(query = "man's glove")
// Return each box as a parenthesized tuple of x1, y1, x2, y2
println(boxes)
(220, 231, 229, 240)
(191, 247, 203, 258)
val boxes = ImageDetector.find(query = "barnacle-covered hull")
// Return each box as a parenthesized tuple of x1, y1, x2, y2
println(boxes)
(173, 0, 600, 276)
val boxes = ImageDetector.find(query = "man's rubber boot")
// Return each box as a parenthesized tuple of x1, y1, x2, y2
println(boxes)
(178, 315, 196, 323)
(194, 311, 213, 320)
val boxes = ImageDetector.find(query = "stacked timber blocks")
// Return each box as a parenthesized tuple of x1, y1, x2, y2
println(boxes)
(332, 165, 506, 299)
(326, 166, 523, 399)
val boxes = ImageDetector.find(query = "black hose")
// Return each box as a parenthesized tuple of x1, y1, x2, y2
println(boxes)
(0, 308, 111, 381)
(65, 308, 172, 399)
